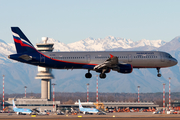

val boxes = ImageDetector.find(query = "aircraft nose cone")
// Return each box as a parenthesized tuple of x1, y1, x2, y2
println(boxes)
(172, 58, 178, 66)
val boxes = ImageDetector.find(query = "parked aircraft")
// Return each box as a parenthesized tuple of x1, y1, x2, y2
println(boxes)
(78, 99, 99, 114)
(12, 100, 32, 115)
(8, 27, 178, 79)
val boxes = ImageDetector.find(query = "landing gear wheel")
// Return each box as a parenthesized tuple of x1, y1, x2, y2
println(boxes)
(157, 73, 161, 77)
(99, 73, 106, 79)
(156, 68, 161, 77)
(85, 73, 92, 78)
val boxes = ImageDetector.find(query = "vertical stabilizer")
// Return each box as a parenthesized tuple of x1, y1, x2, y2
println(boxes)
(12, 100, 17, 109)
(11, 27, 36, 53)
(78, 99, 83, 109)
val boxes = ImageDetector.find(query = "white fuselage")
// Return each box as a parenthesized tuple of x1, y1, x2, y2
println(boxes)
(44, 51, 177, 69)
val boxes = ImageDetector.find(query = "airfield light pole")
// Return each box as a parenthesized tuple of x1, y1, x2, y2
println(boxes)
(96, 75, 98, 103)
(3, 75, 5, 112)
(87, 83, 89, 102)
(24, 86, 27, 98)
(169, 77, 171, 110)
(52, 83, 56, 112)
(163, 83, 166, 114)
(137, 86, 140, 103)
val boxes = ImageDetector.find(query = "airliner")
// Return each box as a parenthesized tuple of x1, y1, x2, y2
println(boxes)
(8, 27, 178, 79)
(78, 99, 99, 114)
(12, 100, 32, 115)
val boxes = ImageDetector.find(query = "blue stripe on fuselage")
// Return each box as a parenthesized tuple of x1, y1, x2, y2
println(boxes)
(10, 52, 96, 69)
(41, 57, 96, 69)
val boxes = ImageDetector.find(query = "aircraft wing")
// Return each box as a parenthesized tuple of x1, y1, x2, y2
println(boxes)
(93, 54, 119, 71)
(93, 54, 133, 74)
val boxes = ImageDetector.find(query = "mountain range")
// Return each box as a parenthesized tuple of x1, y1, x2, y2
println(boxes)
(0, 36, 180, 94)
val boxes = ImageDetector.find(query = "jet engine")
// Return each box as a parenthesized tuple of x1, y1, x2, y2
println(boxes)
(112, 64, 133, 74)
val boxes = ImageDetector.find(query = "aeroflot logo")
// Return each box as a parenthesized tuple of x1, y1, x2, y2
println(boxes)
(136, 52, 154, 54)
(12, 32, 33, 47)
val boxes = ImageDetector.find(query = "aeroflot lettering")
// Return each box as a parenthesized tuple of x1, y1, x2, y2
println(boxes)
(136, 52, 154, 54)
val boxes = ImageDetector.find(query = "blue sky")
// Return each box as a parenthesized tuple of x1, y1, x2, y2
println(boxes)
(0, 0, 180, 45)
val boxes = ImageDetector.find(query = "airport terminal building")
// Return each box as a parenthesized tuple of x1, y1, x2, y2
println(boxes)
(2, 98, 60, 112)
(1, 98, 160, 112)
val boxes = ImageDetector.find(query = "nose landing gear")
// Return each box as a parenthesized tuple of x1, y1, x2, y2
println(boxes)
(157, 68, 161, 77)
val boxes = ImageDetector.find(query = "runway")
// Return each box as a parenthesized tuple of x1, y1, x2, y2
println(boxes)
(1, 112, 180, 120)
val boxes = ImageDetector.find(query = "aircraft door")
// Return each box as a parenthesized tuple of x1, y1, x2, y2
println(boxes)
(40, 54, 45, 63)
(86, 54, 91, 63)
(128, 54, 132, 62)
(160, 53, 165, 62)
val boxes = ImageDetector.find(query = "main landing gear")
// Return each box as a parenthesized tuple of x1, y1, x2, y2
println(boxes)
(85, 70, 107, 79)
(99, 73, 106, 79)
(85, 70, 92, 78)
(157, 68, 161, 77)
(99, 69, 107, 79)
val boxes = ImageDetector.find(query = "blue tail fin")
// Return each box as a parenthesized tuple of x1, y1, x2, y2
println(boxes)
(78, 99, 83, 108)
(12, 100, 17, 109)
(11, 27, 36, 53)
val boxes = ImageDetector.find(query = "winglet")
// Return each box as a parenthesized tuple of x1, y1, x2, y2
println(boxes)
(110, 54, 114, 58)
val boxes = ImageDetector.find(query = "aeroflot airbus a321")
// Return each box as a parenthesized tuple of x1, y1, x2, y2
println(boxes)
(8, 27, 178, 79)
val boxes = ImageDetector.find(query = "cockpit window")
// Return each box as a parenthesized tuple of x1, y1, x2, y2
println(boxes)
(169, 55, 172, 58)
(167, 54, 172, 58)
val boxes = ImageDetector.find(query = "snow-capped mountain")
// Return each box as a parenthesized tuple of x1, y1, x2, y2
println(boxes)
(0, 39, 15, 64)
(133, 39, 166, 48)
(45, 36, 166, 51)
(1, 36, 180, 94)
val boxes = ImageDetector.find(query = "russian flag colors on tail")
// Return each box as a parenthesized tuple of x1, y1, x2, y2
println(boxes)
(11, 27, 36, 53)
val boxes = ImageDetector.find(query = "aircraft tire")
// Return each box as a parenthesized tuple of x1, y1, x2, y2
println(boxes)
(157, 73, 161, 77)
(85, 73, 92, 78)
(99, 73, 106, 79)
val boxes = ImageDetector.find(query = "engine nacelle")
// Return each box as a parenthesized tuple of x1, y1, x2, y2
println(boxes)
(112, 64, 133, 74)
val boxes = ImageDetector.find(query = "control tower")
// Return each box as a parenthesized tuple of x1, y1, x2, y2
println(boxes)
(35, 37, 54, 100)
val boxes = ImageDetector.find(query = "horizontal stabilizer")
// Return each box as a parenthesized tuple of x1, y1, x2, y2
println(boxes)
(19, 54, 32, 61)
